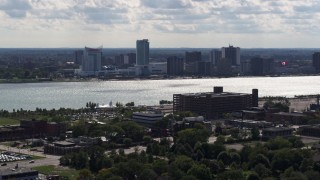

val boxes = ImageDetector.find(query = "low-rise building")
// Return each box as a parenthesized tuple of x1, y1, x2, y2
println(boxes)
(132, 111, 164, 127)
(0, 119, 66, 142)
(225, 119, 272, 129)
(262, 127, 293, 140)
(174, 116, 212, 133)
(0, 167, 38, 180)
(44, 141, 81, 155)
(266, 112, 307, 125)
(299, 124, 320, 137)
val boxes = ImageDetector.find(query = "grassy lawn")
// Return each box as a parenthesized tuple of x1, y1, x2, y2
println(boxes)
(0, 117, 19, 126)
(33, 165, 79, 179)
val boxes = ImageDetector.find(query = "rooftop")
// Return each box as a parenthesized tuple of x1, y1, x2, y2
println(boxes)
(0, 167, 38, 176)
(263, 127, 293, 132)
(177, 92, 250, 98)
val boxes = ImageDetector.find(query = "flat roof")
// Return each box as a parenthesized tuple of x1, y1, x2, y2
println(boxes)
(273, 112, 305, 117)
(263, 127, 292, 132)
(176, 92, 250, 98)
(0, 167, 38, 176)
(53, 141, 75, 146)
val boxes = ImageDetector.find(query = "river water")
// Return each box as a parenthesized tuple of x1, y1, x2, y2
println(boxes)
(0, 76, 319, 111)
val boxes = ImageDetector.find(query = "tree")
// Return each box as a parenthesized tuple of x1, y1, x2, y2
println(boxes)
(304, 170, 320, 180)
(187, 164, 213, 180)
(253, 163, 272, 178)
(115, 121, 144, 142)
(125, 102, 135, 107)
(172, 155, 195, 173)
(263, 97, 290, 112)
(251, 128, 260, 140)
(246, 173, 260, 180)
(249, 154, 270, 169)
(72, 122, 87, 138)
(217, 151, 231, 166)
(230, 152, 241, 165)
(177, 128, 210, 148)
(138, 169, 158, 180)
(152, 159, 168, 176)
(123, 138, 132, 147)
(217, 170, 244, 180)
(280, 167, 307, 180)
(265, 136, 292, 150)
(143, 135, 153, 144)
(77, 169, 93, 180)
(215, 135, 225, 144)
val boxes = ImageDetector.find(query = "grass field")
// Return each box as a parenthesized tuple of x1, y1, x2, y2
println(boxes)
(33, 165, 79, 179)
(0, 117, 19, 126)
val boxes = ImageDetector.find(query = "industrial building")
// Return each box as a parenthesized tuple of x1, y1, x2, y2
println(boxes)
(173, 86, 258, 119)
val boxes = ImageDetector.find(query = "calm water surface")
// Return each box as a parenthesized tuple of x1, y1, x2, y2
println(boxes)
(0, 76, 319, 111)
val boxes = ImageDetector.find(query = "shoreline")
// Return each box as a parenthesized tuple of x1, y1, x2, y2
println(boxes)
(0, 73, 319, 84)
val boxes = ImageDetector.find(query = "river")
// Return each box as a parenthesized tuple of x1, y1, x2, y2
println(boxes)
(0, 76, 319, 111)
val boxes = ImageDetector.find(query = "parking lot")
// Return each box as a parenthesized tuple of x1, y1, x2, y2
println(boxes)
(0, 151, 32, 163)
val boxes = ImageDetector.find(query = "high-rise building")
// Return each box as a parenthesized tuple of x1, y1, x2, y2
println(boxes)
(216, 58, 232, 76)
(167, 56, 184, 76)
(209, 50, 222, 66)
(313, 52, 320, 73)
(115, 54, 125, 66)
(250, 57, 274, 76)
(125, 53, 136, 65)
(221, 45, 240, 66)
(74, 50, 83, 65)
(197, 61, 212, 76)
(185, 51, 201, 64)
(81, 46, 102, 76)
(136, 39, 149, 66)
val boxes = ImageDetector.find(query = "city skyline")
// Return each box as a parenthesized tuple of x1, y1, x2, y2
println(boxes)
(0, 0, 320, 48)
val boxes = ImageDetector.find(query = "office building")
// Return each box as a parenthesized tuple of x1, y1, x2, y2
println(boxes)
(312, 52, 320, 73)
(250, 57, 274, 76)
(209, 50, 222, 66)
(173, 86, 258, 119)
(185, 51, 201, 64)
(241, 59, 251, 75)
(132, 111, 164, 127)
(197, 61, 212, 76)
(136, 39, 149, 66)
(167, 56, 184, 76)
(124, 53, 136, 65)
(149, 62, 167, 74)
(74, 50, 83, 65)
(81, 46, 102, 76)
(216, 58, 232, 76)
(221, 45, 240, 66)
(184, 51, 201, 75)
(115, 54, 125, 67)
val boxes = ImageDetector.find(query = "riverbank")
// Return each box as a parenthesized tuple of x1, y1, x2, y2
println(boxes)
(1, 74, 319, 84)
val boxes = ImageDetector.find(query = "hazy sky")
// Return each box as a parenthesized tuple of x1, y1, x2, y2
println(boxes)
(0, 0, 320, 48)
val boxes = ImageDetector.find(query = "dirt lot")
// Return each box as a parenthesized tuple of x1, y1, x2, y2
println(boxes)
(259, 97, 318, 112)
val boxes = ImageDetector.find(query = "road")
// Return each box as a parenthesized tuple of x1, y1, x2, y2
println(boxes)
(0, 144, 60, 168)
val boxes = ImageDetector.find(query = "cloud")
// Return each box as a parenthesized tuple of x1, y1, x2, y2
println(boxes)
(0, 0, 31, 18)
(0, 0, 319, 47)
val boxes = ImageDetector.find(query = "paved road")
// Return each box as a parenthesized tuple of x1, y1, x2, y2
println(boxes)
(0, 144, 60, 168)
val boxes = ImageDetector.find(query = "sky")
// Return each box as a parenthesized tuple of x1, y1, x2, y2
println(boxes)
(0, 0, 320, 48)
